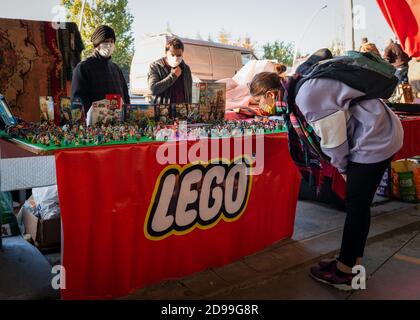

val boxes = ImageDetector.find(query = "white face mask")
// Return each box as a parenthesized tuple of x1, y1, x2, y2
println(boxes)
(97, 42, 115, 58)
(166, 52, 183, 67)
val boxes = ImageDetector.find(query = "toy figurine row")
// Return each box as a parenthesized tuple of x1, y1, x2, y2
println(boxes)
(5, 118, 285, 148)
(7, 122, 148, 147)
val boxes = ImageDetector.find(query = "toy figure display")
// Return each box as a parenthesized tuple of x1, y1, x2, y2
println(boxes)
(188, 104, 201, 123)
(155, 105, 174, 124)
(1, 94, 285, 151)
(5, 122, 148, 149)
(174, 103, 188, 120)
(3, 116, 285, 151)
(39, 96, 55, 122)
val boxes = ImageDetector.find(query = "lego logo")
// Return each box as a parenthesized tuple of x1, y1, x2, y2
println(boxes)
(145, 157, 253, 240)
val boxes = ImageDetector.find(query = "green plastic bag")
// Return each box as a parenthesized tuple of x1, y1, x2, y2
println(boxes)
(0, 192, 20, 237)
(0, 191, 12, 214)
(398, 172, 418, 203)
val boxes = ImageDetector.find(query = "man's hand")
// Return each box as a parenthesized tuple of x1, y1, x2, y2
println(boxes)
(171, 66, 182, 78)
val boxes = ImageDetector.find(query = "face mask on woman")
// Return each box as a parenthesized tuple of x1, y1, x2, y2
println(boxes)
(166, 52, 183, 68)
(259, 91, 277, 115)
(97, 42, 115, 58)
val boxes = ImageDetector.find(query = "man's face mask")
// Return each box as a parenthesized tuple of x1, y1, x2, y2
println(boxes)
(97, 42, 115, 58)
(166, 51, 183, 68)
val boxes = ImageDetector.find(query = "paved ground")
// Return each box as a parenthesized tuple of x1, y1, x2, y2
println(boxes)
(126, 200, 420, 300)
(1, 199, 419, 300)
(0, 236, 58, 299)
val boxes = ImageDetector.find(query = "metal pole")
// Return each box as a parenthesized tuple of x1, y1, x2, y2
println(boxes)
(293, 5, 328, 66)
(350, 0, 355, 50)
(78, 0, 87, 32)
(345, 0, 356, 51)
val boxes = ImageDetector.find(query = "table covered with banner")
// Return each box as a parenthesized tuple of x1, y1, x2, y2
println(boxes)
(54, 133, 301, 299)
(8, 132, 299, 299)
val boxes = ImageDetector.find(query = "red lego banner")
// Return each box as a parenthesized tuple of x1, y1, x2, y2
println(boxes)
(55, 133, 301, 299)
(377, 0, 420, 58)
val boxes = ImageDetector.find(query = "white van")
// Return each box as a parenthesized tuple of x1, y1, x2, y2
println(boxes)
(129, 33, 257, 96)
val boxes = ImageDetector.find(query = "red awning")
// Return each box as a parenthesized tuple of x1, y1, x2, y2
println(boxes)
(377, 0, 420, 58)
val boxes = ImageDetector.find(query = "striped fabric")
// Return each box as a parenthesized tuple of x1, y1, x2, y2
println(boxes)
(277, 76, 331, 192)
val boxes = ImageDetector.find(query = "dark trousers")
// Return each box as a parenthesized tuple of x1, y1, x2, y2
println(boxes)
(338, 157, 393, 267)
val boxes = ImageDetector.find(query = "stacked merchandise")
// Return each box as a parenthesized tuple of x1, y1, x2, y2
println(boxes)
(378, 157, 420, 203)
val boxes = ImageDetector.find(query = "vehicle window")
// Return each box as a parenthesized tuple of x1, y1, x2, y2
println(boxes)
(241, 53, 255, 66)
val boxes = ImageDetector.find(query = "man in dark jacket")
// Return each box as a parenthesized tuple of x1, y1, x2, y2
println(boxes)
(148, 38, 192, 105)
(384, 39, 410, 83)
(71, 25, 130, 113)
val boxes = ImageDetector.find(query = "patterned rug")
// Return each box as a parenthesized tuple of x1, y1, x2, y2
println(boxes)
(0, 18, 81, 123)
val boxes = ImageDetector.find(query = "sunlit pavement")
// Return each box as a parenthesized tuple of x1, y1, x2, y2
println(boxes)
(1, 200, 419, 300)
(126, 200, 420, 300)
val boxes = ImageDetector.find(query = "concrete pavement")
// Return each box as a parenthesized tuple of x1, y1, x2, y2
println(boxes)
(126, 201, 420, 300)
(1, 199, 418, 300)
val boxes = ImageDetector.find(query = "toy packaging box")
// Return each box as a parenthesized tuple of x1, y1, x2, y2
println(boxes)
(60, 97, 72, 124)
(126, 104, 155, 122)
(39, 96, 55, 122)
(191, 82, 226, 121)
(207, 83, 226, 121)
(88, 95, 124, 126)
(71, 98, 85, 124)
(106, 94, 124, 122)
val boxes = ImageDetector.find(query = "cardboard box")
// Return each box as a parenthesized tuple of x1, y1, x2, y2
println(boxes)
(23, 207, 61, 249)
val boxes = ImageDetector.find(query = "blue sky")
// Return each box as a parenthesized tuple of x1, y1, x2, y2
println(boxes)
(1, 0, 395, 56)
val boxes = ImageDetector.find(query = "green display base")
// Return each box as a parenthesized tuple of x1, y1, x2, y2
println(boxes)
(0, 130, 286, 153)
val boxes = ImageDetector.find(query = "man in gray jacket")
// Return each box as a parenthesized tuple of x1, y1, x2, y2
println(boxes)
(148, 38, 192, 105)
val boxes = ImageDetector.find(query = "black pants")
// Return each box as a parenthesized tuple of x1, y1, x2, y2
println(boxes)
(338, 157, 393, 267)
